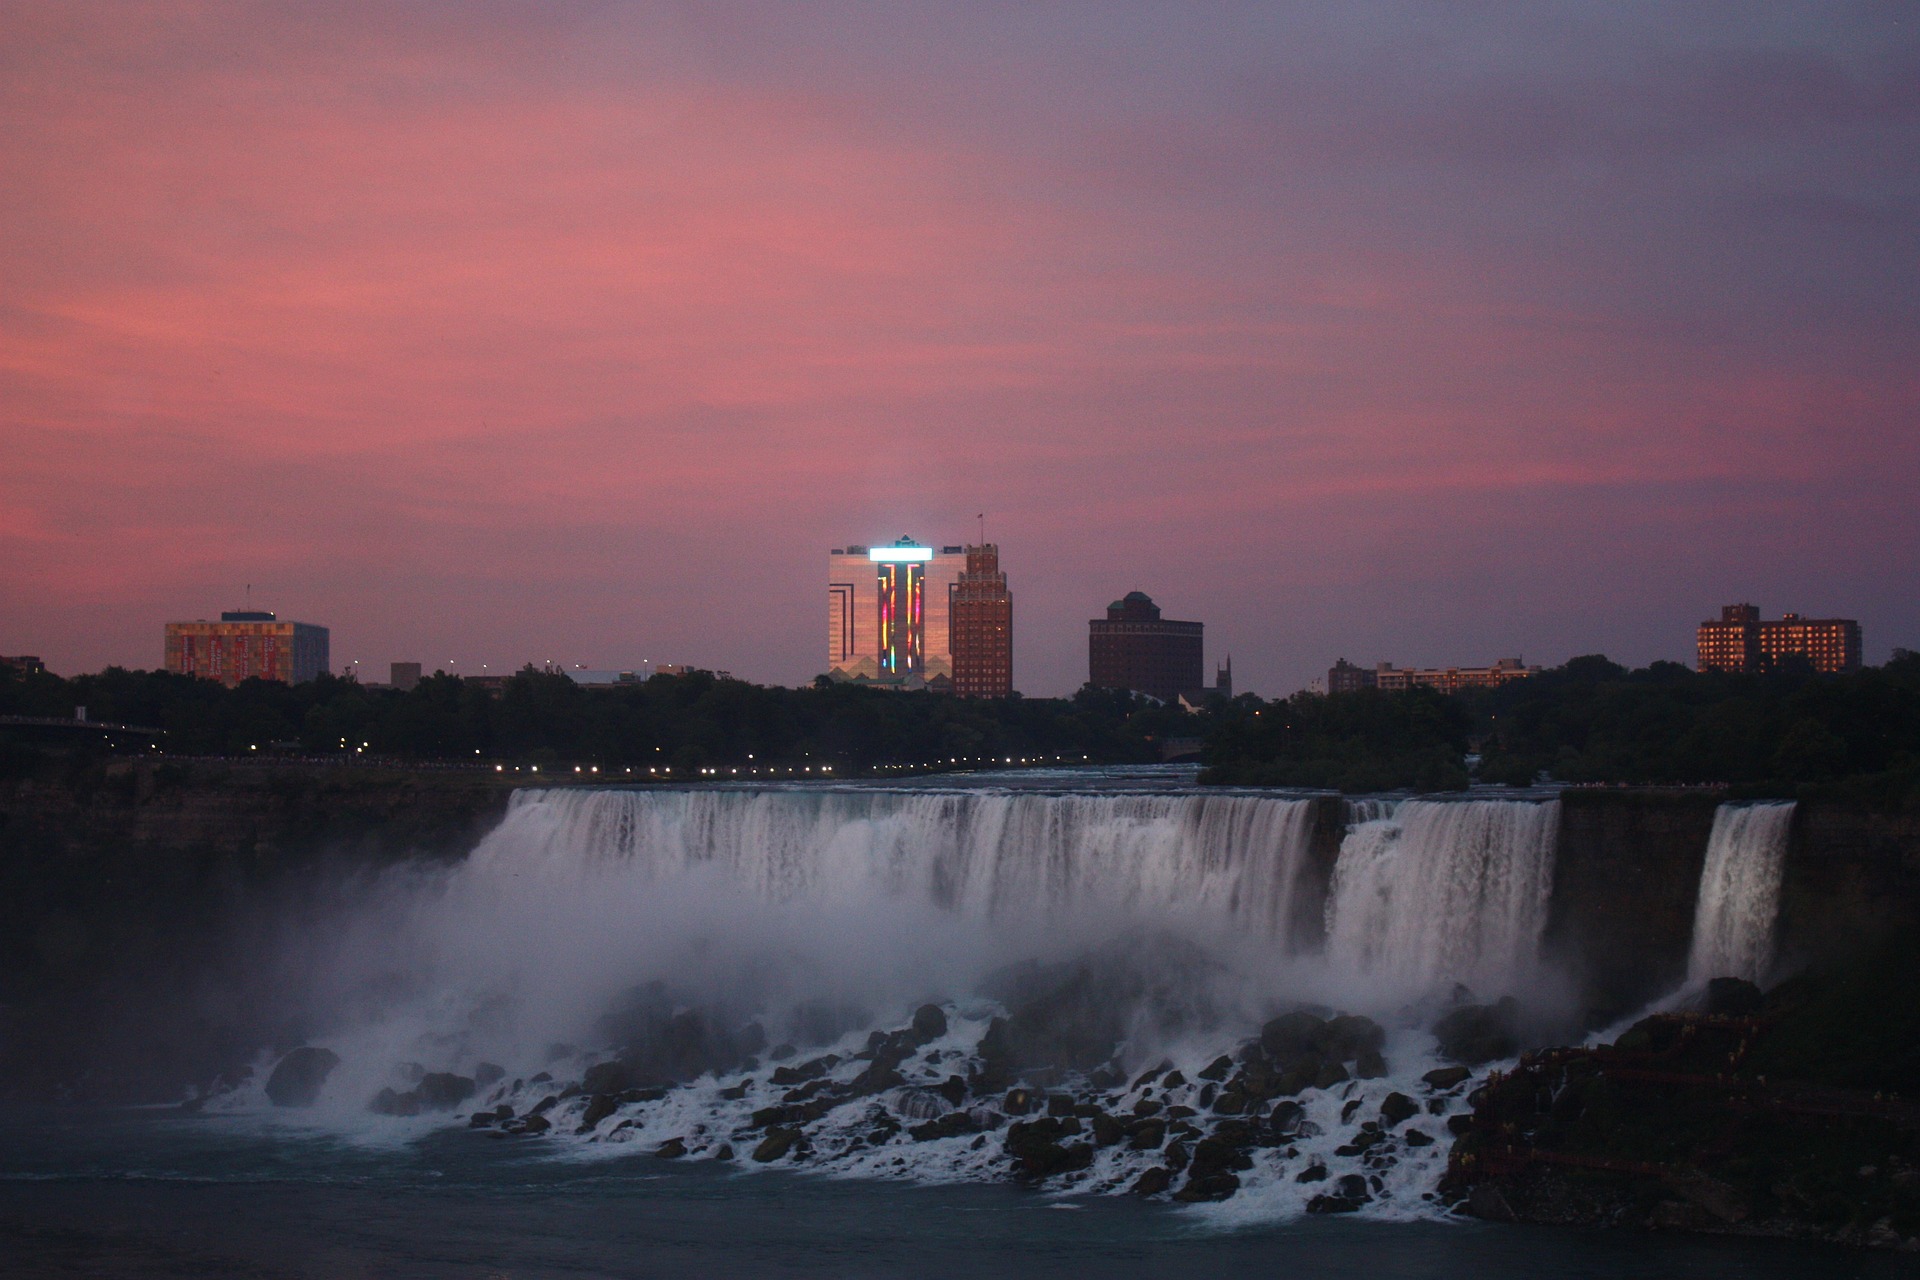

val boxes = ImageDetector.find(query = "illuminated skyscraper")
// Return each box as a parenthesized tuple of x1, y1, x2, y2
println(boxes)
(827, 537, 966, 688)
(950, 544, 1013, 697)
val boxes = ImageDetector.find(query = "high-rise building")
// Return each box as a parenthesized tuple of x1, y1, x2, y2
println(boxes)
(826, 537, 966, 688)
(1088, 592, 1203, 704)
(950, 544, 1013, 697)
(0, 655, 46, 676)
(1697, 604, 1861, 675)
(164, 611, 330, 686)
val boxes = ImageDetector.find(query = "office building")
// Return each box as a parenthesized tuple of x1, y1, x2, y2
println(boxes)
(164, 611, 330, 687)
(1697, 604, 1861, 675)
(950, 543, 1013, 697)
(1326, 657, 1536, 695)
(826, 536, 967, 689)
(1088, 592, 1203, 704)
(390, 662, 422, 692)
(1, 655, 46, 676)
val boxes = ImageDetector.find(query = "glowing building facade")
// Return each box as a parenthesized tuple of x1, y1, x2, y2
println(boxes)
(827, 537, 968, 689)
(1697, 604, 1861, 675)
(164, 611, 330, 686)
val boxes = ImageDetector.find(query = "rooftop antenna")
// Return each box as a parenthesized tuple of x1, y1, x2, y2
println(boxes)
(978, 512, 985, 545)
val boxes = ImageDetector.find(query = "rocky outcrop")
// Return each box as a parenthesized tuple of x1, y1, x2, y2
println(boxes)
(263, 1046, 339, 1107)
(1443, 933, 1920, 1252)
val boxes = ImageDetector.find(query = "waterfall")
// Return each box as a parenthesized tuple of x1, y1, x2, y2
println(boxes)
(474, 787, 1321, 939)
(1686, 802, 1796, 985)
(1323, 799, 1560, 996)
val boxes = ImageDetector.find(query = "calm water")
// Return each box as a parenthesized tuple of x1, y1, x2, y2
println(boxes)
(0, 1109, 1904, 1279)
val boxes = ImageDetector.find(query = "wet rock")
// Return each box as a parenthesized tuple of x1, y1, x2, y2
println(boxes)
(769, 1043, 796, 1061)
(908, 1112, 980, 1142)
(1161, 1070, 1187, 1090)
(581, 1061, 631, 1096)
(1295, 1161, 1328, 1183)
(1211, 1089, 1247, 1115)
(1188, 1137, 1253, 1180)
(718, 1083, 749, 1101)
(770, 1055, 838, 1087)
(1003, 1088, 1036, 1116)
(753, 1127, 800, 1162)
(1704, 977, 1764, 1018)
(1174, 1171, 1241, 1202)
(1432, 997, 1520, 1065)
(528, 1071, 553, 1085)
(1314, 1060, 1350, 1089)
(1379, 1092, 1420, 1128)
(467, 1111, 496, 1128)
(655, 1137, 687, 1159)
(1422, 1066, 1472, 1090)
(896, 1088, 954, 1121)
(1127, 1119, 1167, 1150)
(1198, 1084, 1217, 1109)
(1132, 1097, 1164, 1118)
(512, 1113, 551, 1135)
(370, 1087, 420, 1117)
(473, 1062, 506, 1089)
(1132, 1166, 1173, 1196)
(712, 1144, 733, 1161)
(530, 1094, 560, 1116)
(1340, 1098, 1363, 1124)
(1306, 1173, 1372, 1214)
(1004, 1119, 1094, 1179)
(1353, 1049, 1388, 1080)
(1211, 1120, 1255, 1148)
(415, 1073, 477, 1111)
(578, 1094, 619, 1131)
(937, 1075, 968, 1107)
(1132, 1061, 1172, 1089)
(1403, 1128, 1435, 1147)
(1324, 1015, 1386, 1060)
(1198, 1055, 1234, 1082)
(1446, 1114, 1475, 1137)
(1046, 1093, 1076, 1118)
(265, 1047, 341, 1108)
(911, 1004, 948, 1041)
(1090, 1112, 1125, 1147)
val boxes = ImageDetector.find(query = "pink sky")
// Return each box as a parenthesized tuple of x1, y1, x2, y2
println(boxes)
(4, 2, 1916, 694)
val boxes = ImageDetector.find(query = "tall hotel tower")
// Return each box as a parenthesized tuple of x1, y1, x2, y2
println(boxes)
(827, 537, 1011, 692)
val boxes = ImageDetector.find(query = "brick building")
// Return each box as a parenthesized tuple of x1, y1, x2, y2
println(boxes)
(949, 543, 1013, 698)
(1088, 592, 1203, 704)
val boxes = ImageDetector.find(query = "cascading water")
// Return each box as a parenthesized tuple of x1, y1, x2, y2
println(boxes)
(1686, 802, 1796, 985)
(1323, 799, 1561, 997)
(219, 783, 1576, 1220)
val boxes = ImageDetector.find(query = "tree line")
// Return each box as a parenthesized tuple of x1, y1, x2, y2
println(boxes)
(1200, 651, 1920, 804)
(0, 665, 1217, 777)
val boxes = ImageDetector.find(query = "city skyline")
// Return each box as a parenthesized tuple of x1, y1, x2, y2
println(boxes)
(3, 5, 1916, 696)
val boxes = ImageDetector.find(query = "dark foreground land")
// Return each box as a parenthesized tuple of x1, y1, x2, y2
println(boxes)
(1446, 937, 1920, 1251)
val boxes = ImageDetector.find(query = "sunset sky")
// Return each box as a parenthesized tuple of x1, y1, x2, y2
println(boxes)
(3, 2, 1916, 695)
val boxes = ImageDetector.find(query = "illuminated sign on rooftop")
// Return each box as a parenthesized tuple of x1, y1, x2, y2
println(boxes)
(868, 545, 933, 563)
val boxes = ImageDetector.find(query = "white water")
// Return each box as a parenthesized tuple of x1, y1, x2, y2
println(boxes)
(1324, 800, 1561, 996)
(1686, 802, 1796, 985)
(219, 784, 1571, 1220)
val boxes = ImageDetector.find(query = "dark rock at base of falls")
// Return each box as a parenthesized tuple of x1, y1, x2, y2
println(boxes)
(908, 1111, 981, 1142)
(415, 1073, 477, 1111)
(655, 1137, 687, 1159)
(1296, 1162, 1329, 1183)
(473, 1062, 506, 1088)
(752, 1127, 801, 1162)
(911, 1004, 948, 1041)
(370, 1087, 418, 1117)
(1422, 1066, 1472, 1090)
(1004, 1118, 1095, 1180)
(1704, 976, 1764, 1018)
(1174, 1171, 1241, 1203)
(1307, 1174, 1373, 1214)
(1198, 1055, 1233, 1082)
(581, 1062, 632, 1096)
(264, 1047, 340, 1108)
(507, 1113, 551, 1135)
(1379, 1092, 1420, 1128)
(578, 1094, 619, 1132)
(1131, 1167, 1173, 1197)
(1433, 997, 1521, 1065)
